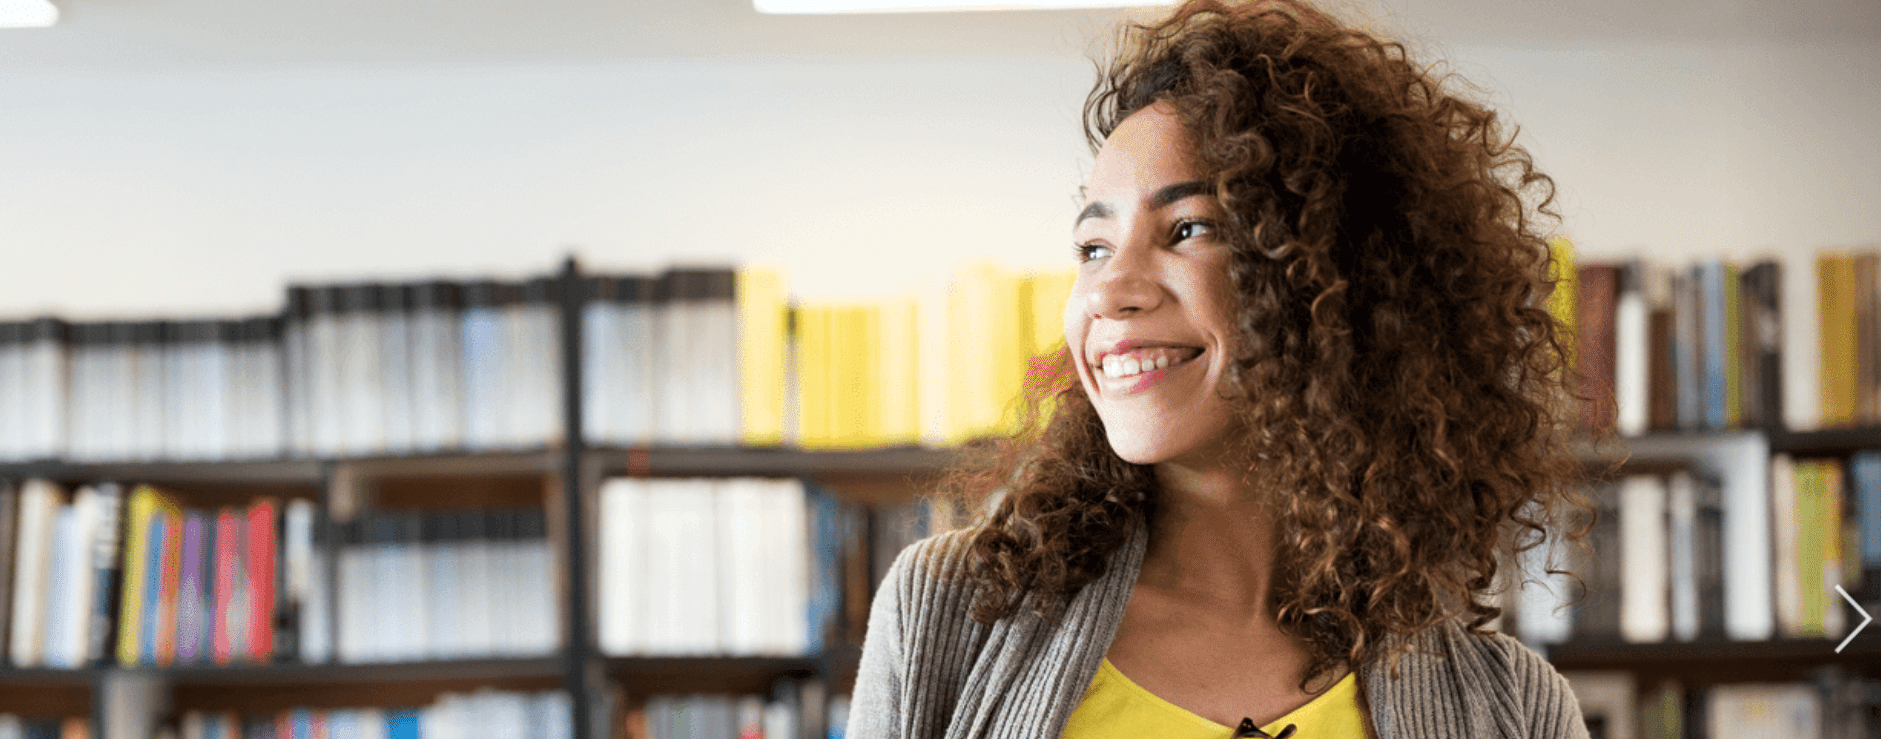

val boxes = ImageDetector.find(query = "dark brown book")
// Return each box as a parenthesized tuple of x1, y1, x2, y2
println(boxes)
(1742, 261, 1784, 429)
(1577, 264, 1619, 431)
(1649, 307, 1677, 432)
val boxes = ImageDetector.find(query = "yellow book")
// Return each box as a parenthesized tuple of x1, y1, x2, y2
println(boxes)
(877, 298, 921, 446)
(736, 266, 789, 446)
(1547, 237, 1577, 359)
(1723, 261, 1742, 427)
(1024, 270, 1077, 358)
(116, 485, 162, 667)
(794, 305, 828, 449)
(915, 283, 952, 448)
(947, 263, 1025, 443)
(834, 305, 872, 449)
(1819, 254, 1859, 427)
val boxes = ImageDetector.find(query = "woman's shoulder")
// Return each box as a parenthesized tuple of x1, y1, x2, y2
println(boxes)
(878, 526, 984, 599)
(1369, 620, 1586, 738)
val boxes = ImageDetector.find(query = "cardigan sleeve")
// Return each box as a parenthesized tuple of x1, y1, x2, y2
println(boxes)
(848, 540, 914, 739)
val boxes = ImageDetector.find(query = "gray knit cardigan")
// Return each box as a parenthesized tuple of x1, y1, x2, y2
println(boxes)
(849, 524, 1589, 739)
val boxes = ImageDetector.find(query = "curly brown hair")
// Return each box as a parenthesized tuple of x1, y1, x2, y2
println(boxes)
(941, 0, 1589, 686)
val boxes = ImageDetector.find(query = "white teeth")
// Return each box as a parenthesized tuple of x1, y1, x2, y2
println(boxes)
(1100, 351, 1192, 379)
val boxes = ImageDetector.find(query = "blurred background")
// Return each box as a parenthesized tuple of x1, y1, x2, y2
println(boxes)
(0, 0, 1878, 737)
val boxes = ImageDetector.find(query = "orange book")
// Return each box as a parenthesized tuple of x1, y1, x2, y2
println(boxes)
(156, 508, 184, 667)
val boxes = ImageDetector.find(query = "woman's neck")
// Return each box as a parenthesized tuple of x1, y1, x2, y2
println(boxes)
(1140, 460, 1283, 618)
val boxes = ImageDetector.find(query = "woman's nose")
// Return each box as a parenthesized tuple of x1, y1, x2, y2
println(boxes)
(1081, 243, 1162, 320)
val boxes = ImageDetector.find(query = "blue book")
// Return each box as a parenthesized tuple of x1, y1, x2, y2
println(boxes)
(1699, 261, 1727, 429)
(140, 512, 167, 664)
(385, 709, 422, 739)
(1857, 452, 1881, 570)
(805, 483, 842, 655)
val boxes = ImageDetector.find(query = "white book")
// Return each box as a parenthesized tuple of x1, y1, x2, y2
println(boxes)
(410, 282, 465, 453)
(1715, 434, 1775, 640)
(598, 478, 647, 656)
(379, 285, 416, 455)
(162, 323, 194, 460)
(39, 501, 77, 668)
(656, 275, 696, 445)
(519, 512, 556, 655)
(309, 288, 347, 458)
(1618, 475, 1669, 643)
(1666, 471, 1700, 641)
(399, 514, 430, 660)
(704, 271, 740, 444)
(580, 291, 620, 445)
(719, 479, 765, 655)
(460, 512, 495, 657)
(1771, 452, 1803, 637)
(64, 324, 101, 461)
(1615, 262, 1650, 436)
(336, 520, 368, 663)
(780, 479, 812, 656)
(339, 285, 387, 456)
(22, 320, 68, 461)
(51, 486, 100, 668)
(208, 322, 236, 459)
(0, 327, 21, 460)
(253, 321, 287, 458)
(9, 480, 59, 667)
(283, 500, 315, 661)
(100, 324, 136, 460)
(513, 279, 562, 448)
(426, 514, 461, 659)
(1514, 516, 1574, 646)
(285, 288, 314, 457)
(461, 282, 509, 452)
(129, 322, 168, 462)
(619, 284, 659, 445)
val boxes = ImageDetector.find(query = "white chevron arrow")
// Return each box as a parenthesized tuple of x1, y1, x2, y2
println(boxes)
(1837, 585, 1872, 654)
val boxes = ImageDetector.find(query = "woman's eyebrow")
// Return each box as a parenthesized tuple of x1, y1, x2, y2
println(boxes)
(1074, 180, 1213, 228)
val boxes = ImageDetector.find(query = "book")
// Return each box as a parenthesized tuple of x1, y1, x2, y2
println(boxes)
(1618, 475, 1668, 643)
(0, 481, 13, 666)
(737, 267, 791, 446)
(1819, 253, 1860, 427)
(1576, 263, 1617, 431)
(1614, 261, 1649, 436)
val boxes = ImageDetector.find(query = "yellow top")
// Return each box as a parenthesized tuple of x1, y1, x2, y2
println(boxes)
(1060, 658, 1371, 739)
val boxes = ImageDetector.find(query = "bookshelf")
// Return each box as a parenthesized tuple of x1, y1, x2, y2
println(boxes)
(6, 249, 1881, 738)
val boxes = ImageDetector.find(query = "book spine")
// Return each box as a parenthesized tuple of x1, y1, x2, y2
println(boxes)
(246, 499, 278, 663)
(85, 482, 123, 665)
(212, 507, 240, 666)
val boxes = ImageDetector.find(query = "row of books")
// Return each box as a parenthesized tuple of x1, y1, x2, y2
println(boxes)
(3, 481, 122, 669)
(1566, 253, 1784, 435)
(0, 262, 1076, 462)
(596, 477, 838, 657)
(1568, 670, 1874, 739)
(169, 689, 572, 739)
(627, 693, 850, 739)
(109, 488, 306, 668)
(595, 477, 938, 658)
(0, 717, 87, 739)
(331, 508, 558, 663)
(1565, 246, 1881, 436)
(1516, 452, 1881, 646)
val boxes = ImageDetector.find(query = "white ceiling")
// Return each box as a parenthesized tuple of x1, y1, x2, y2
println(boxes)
(2, 0, 1878, 73)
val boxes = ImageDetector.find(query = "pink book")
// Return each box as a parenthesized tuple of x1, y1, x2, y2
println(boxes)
(212, 507, 241, 666)
(245, 499, 277, 664)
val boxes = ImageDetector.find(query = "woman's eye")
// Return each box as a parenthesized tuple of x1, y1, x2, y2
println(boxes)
(1173, 219, 1215, 242)
(1075, 243, 1113, 262)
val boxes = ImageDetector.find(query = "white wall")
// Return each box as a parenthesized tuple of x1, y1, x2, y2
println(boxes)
(2, 38, 1876, 424)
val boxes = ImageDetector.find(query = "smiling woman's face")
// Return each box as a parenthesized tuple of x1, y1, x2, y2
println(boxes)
(1066, 103, 1242, 468)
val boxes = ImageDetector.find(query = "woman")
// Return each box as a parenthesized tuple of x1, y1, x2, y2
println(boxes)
(851, 1, 1589, 737)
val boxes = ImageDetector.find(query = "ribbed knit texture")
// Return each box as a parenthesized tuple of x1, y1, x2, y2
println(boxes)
(850, 525, 1590, 739)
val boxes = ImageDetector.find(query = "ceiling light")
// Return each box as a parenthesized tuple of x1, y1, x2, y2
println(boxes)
(0, 0, 57, 28)
(756, 0, 1148, 12)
